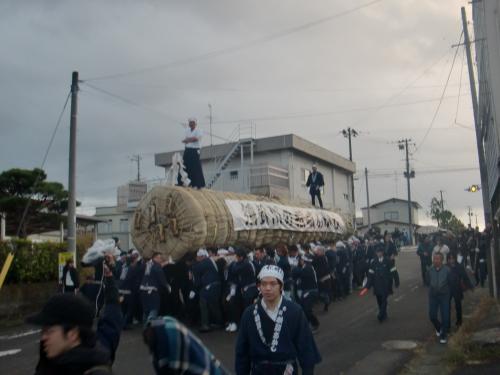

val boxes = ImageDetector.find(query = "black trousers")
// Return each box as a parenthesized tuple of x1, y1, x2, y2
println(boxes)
(301, 292, 319, 328)
(310, 191, 323, 208)
(450, 294, 463, 325)
(182, 148, 205, 188)
(419, 258, 431, 286)
(376, 294, 388, 321)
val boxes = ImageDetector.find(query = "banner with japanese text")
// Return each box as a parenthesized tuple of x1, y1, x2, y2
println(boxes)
(225, 199, 345, 233)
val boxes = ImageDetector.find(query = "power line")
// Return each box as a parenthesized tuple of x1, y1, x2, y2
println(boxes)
(82, 81, 181, 123)
(355, 166, 478, 178)
(211, 95, 463, 125)
(350, 47, 455, 129)
(15, 90, 72, 237)
(83, 0, 386, 82)
(81, 81, 234, 143)
(453, 45, 466, 126)
(415, 31, 464, 153)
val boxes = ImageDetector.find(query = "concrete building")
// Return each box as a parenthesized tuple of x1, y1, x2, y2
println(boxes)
(357, 198, 421, 237)
(473, 1, 500, 296)
(473, 2, 500, 220)
(94, 182, 147, 250)
(155, 133, 356, 217)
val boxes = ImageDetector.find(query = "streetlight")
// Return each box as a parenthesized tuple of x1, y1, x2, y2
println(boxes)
(465, 184, 481, 192)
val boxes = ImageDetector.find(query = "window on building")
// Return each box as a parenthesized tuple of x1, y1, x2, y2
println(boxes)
(120, 218, 129, 232)
(302, 168, 310, 183)
(230, 170, 239, 180)
(384, 211, 399, 220)
(98, 220, 112, 233)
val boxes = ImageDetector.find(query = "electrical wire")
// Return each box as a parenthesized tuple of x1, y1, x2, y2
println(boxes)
(350, 47, 455, 129)
(83, 0, 387, 82)
(415, 31, 464, 153)
(15, 90, 72, 237)
(81, 82, 234, 143)
(453, 46, 466, 126)
(212, 95, 463, 125)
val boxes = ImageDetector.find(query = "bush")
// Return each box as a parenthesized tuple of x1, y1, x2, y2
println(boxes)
(0, 240, 65, 284)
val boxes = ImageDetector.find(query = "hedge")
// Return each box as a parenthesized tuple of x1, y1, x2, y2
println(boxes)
(0, 235, 97, 284)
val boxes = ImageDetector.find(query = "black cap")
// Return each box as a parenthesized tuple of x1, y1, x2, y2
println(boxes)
(235, 247, 247, 258)
(26, 294, 94, 328)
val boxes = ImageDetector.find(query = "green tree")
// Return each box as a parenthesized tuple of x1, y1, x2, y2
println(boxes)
(428, 196, 465, 235)
(0, 168, 79, 237)
(430, 197, 443, 227)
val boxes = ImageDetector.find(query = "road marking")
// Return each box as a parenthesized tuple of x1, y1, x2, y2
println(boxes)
(394, 294, 406, 302)
(0, 329, 40, 340)
(411, 285, 419, 292)
(0, 349, 22, 357)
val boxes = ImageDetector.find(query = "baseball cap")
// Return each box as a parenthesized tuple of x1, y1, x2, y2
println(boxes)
(26, 294, 94, 328)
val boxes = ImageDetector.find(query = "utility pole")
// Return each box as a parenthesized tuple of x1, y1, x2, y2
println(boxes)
(439, 190, 445, 211)
(365, 168, 371, 229)
(342, 127, 358, 227)
(67, 71, 78, 257)
(0, 212, 5, 241)
(208, 103, 216, 172)
(398, 138, 415, 245)
(468, 206, 473, 227)
(461, 7, 491, 225)
(130, 154, 142, 181)
(462, 7, 498, 299)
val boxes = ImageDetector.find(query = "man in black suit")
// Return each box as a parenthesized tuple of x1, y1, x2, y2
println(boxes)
(306, 164, 325, 208)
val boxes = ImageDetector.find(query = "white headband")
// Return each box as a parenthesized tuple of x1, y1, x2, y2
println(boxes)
(197, 249, 209, 257)
(258, 265, 284, 283)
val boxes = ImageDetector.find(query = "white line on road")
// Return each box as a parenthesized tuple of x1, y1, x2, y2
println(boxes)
(0, 329, 40, 340)
(394, 294, 406, 302)
(0, 349, 22, 357)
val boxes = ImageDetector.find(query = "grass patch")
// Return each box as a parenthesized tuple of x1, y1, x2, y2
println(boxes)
(446, 297, 498, 367)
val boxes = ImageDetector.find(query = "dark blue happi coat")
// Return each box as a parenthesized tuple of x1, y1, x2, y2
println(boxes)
(235, 298, 321, 375)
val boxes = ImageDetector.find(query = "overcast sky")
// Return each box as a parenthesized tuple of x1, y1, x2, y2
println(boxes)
(0, 0, 485, 228)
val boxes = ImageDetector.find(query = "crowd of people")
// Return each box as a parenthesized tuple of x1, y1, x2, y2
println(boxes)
(415, 224, 492, 344)
(28, 224, 493, 374)
(74, 233, 401, 336)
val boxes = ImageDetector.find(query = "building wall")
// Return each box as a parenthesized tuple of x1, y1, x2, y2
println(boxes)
(94, 206, 133, 251)
(361, 200, 420, 227)
(474, 1, 500, 206)
(200, 148, 354, 216)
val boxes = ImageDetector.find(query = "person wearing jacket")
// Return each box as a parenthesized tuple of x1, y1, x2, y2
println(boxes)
(121, 250, 145, 329)
(447, 253, 473, 327)
(417, 237, 433, 286)
(61, 258, 80, 294)
(306, 164, 325, 208)
(292, 254, 320, 332)
(191, 248, 224, 332)
(363, 244, 399, 323)
(233, 248, 259, 309)
(427, 252, 451, 344)
(144, 316, 230, 375)
(27, 264, 123, 375)
(312, 246, 333, 312)
(140, 252, 170, 322)
(235, 265, 321, 375)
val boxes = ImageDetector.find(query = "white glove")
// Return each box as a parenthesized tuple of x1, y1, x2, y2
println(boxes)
(189, 291, 195, 299)
(226, 294, 233, 302)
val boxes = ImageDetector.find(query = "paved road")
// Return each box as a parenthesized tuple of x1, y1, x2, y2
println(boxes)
(0, 248, 436, 375)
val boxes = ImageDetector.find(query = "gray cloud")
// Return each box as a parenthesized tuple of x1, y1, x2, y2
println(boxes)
(0, 0, 484, 227)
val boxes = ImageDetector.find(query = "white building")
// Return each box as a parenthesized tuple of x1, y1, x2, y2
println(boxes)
(94, 182, 147, 250)
(155, 133, 356, 217)
(357, 198, 421, 237)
